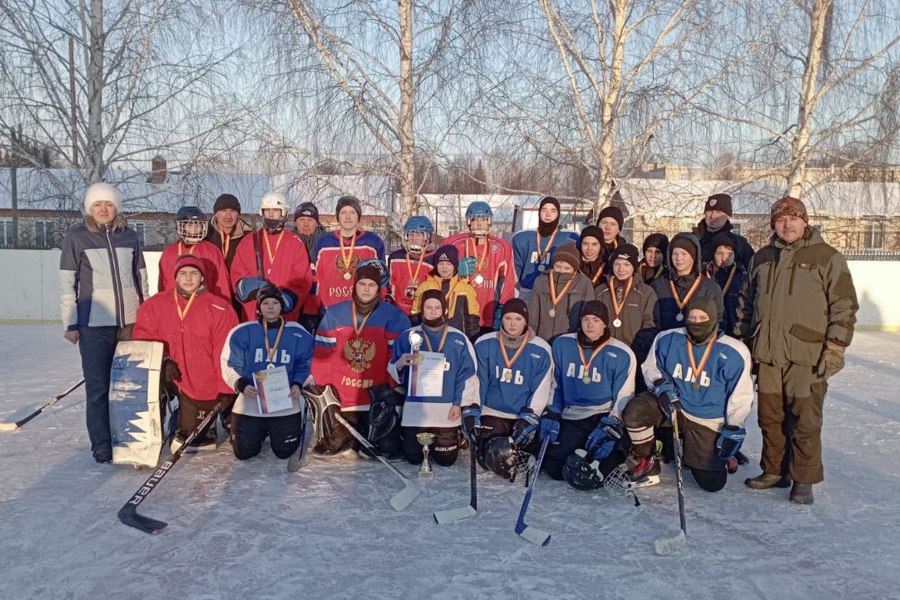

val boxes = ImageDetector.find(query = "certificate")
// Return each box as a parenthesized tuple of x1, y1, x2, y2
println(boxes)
(253, 365, 293, 414)
(408, 351, 446, 398)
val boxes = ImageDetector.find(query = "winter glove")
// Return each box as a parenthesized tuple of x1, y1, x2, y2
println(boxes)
(512, 408, 540, 447)
(584, 415, 624, 461)
(539, 411, 561, 443)
(461, 405, 481, 442)
(716, 425, 747, 461)
(458, 257, 477, 277)
(816, 342, 845, 381)
(163, 359, 182, 384)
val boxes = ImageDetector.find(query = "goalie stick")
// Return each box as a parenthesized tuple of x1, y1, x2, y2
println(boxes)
(655, 403, 688, 555)
(0, 378, 85, 432)
(515, 436, 552, 546)
(117, 402, 224, 534)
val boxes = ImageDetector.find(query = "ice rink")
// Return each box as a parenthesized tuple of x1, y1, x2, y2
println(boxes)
(1, 325, 899, 599)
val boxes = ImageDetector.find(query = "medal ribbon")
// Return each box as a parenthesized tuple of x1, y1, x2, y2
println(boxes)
(535, 228, 559, 265)
(608, 276, 634, 322)
(499, 336, 528, 371)
(338, 230, 358, 273)
(263, 316, 286, 363)
(549, 272, 576, 308)
(351, 301, 374, 336)
(590, 263, 605, 284)
(263, 230, 285, 265)
(422, 324, 450, 353)
(577, 339, 609, 381)
(466, 236, 489, 277)
(669, 276, 702, 310)
(177, 241, 196, 256)
(718, 264, 737, 292)
(686, 337, 716, 386)
(405, 251, 427, 287)
(222, 234, 230, 259)
(173, 290, 197, 321)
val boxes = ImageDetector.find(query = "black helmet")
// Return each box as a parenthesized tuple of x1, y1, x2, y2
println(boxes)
(483, 436, 534, 482)
(175, 206, 208, 244)
(562, 449, 604, 491)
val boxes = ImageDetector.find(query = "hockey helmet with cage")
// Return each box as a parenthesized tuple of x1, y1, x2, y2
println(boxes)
(259, 192, 288, 232)
(465, 201, 493, 236)
(483, 436, 535, 482)
(175, 206, 208, 245)
(562, 449, 604, 491)
(402, 215, 434, 254)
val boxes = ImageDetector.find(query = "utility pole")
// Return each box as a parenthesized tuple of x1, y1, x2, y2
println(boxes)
(69, 36, 78, 167)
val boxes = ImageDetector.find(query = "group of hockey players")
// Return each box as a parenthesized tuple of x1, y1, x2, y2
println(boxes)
(59, 184, 858, 506)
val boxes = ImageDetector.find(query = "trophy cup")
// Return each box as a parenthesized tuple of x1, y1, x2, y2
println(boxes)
(408, 330, 424, 369)
(416, 432, 436, 478)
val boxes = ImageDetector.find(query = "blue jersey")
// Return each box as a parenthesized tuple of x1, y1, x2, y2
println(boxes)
(473, 331, 553, 419)
(549, 334, 636, 420)
(221, 320, 314, 417)
(512, 228, 580, 291)
(641, 329, 753, 431)
(388, 325, 478, 428)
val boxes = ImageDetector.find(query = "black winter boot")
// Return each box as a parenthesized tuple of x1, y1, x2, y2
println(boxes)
(790, 482, 814, 504)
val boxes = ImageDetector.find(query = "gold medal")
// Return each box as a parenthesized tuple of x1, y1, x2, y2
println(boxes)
(692, 381, 700, 391)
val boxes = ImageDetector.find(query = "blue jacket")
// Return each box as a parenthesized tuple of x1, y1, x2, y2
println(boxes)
(473, 329, 553, 419)
(549, 334, 635, 420)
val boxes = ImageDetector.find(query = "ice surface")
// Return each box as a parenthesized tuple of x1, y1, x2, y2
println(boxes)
(1, 325, 899, 599)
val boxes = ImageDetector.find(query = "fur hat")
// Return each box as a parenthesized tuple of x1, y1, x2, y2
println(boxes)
(770, 196, 808, 229)
(83, 183, 122, 215)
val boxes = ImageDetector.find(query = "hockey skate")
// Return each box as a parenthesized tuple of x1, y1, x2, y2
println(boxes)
(625, 455, 661, 488)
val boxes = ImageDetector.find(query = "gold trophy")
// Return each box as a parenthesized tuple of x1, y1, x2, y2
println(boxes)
(416, 432, 436, 478)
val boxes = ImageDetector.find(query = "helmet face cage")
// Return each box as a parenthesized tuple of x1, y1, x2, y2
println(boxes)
(467, 215, 492, 236)
(403, 230, 430, 254)
(177, 218, 208, 245)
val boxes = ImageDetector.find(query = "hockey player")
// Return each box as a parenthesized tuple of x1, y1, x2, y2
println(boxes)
(230, 192, 313, 322)
(639, 233, 669, 284)
(221, 285, 314, 460)
(205, 193, 252, 269)
(387, 216, 434, 316)
(134, 255, 238, 449)
(620, 296, 753, 492)
(294, 202, 326, 333)
(389, 290, 478, 467)
(313, 195, 386, 312)
(158, 206, 232, 302)
(651, 232, 723, 331)
(539, 300, 636, 485)
(527, 242, 595, 342)
(512, 196, 579, 301)
(444, 201, 517, 334)
(705, 234, 746, 336)
(596, 205, 628, 263)
(462, 299, 553, 480)
(412, 244, 480, 340)
(594, 244, 658, 365)
(578, 225, 607, 289)
(311, 260, 410, 455)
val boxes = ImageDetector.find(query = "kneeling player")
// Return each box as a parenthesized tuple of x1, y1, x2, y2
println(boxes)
(221, 285, 314, 460)
(621, 296, 752, 492)
(463, 299, 552, 481)
(538, 301, 636, 489)
(389, 290, 477, 467)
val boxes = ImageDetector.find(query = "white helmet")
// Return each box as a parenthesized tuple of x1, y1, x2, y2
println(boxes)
(259, 192, 288, 217)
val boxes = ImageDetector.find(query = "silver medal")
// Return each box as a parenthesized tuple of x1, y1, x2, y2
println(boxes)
(343, 271, 351, 280)
(474, 274, 484, 285)
(582, 375, 591, 384)
(676, 312, 684, 322)
(613, 318, 622, 328)
(548, 308, 556, 318)
(538, 264, 546, 272)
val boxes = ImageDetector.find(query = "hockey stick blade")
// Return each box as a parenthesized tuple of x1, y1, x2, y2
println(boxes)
(0, 422, 18, 432)
(655, 529, 687, 555)
(433, 505, 477, 525)
(514, 437, 552, 546)
(287, 403, 312, 473)
(515, 522, 552, 546)
(117, 503, 169, 534)
(0, 378, 86, 432)
(390, 482, 424, 511)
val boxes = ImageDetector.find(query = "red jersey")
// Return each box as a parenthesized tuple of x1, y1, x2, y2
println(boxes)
(158, 240, 232, 302)
(443, 233, 517, 327)
(312, 230, 386, 310)
(387, 248, 434, 315)
(230, 230, 313, 322)
(133, 289, 238, 399)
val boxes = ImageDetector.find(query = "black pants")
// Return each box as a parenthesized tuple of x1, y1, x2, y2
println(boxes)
(474, 415, 540, 467)
(231, 412, 303, 460)
(78, 325, 125, 455)
(543, 413, 627, 480)
(175, 392, 217, 441)
(401, 426, 460, 466)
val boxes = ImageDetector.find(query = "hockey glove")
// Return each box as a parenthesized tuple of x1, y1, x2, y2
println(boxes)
(816, 342, 845, 381)
(657, 391, 679, 421)
(716, 425, 747, 461)
(652, 377, 675, 398)
(458, 257, 477, 277)
(512, 409, 540, 447)
(539, 411, 561, 443)
(585, 415, 624, 461)
(461, 405, 481, 442)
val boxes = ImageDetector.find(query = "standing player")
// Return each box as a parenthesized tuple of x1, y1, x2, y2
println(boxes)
(387, 216, 434, 316)
(221, 285, 315, 460)
(578, 225, 607, 290)
(134, 255, 238, 449)
(639, 233, 669, 284)
(158, 206, 232, 302)
(205, 193, 251, 269)
(294, 202, 326, 333)
(539, 301, 636, 486)
(512, 196, 579, 302)
(462, 299, 552, 481)
(596, 206, 628, 264)
(412, 245, 481, 339)
(651, 232, 723, 331)
(706, 234, 746, 338)
(444, 201, 517, 335)
(389, 290, 478, 467)
(311, 261, 410, 455)
(230, 192, 313, 322)
(527, 243, 595, 342)
(313, 195, 386, 312)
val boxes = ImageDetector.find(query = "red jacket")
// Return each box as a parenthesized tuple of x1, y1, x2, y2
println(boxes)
(158, 240, 232, 302)
(133, 288, 238, 400)
(230, 230, 313, 322)
(443, 233, 517, 328)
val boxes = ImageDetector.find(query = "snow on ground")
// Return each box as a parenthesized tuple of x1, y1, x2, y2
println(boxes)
(1, 325, 899, 600)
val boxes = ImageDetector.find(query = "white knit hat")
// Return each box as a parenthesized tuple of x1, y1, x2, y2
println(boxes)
(83, 183, 122, 215)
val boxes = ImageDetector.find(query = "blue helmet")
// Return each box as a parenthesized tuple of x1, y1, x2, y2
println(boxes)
(403, 215, 434, 253)
(465, 201, 493, 236)
(465, 201, 493, 219)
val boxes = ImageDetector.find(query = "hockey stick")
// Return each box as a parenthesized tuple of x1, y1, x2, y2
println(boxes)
(0, 378, 85, 432)
(492, 262, 508, 331)
(117, 402, 224, 534)
(333, 412, 423, 511)
(433, 432, 480, 524)
(515, 436, 552, 546)
(655, 404, 687, 555)
(287, 398, 311, 473)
